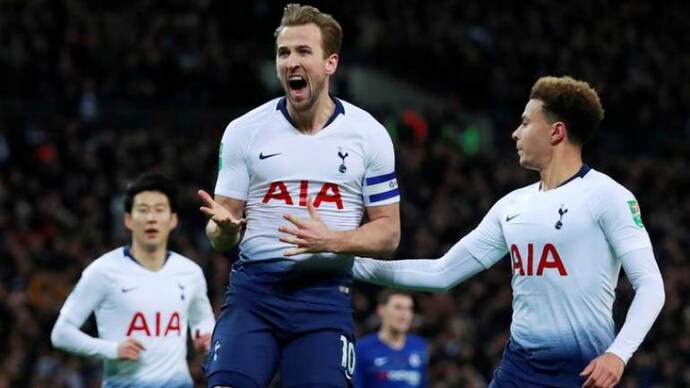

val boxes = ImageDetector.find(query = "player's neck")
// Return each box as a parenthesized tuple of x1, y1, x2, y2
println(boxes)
(539, 149, 583, 191)
(129, 243, 167, 271)
(379, 329, 406, 350)
(288, 95, 335, 135)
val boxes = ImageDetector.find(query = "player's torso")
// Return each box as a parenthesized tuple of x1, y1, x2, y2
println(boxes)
(246, 116, 367, 223)
(502, 179, 619, 294)
(96, 254, 198, 381)
(358, 336, 426, 387)
(497, 174, 619, 378)
(236, 102, 380, 266)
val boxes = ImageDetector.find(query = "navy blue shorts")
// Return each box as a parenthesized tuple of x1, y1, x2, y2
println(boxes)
(206, 268, 355, 388)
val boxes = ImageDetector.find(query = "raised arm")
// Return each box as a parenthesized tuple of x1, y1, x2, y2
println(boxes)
(199, 191, 246, 252)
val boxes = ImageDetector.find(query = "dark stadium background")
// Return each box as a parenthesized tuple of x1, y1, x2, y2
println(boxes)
(1, 1, 688, 386)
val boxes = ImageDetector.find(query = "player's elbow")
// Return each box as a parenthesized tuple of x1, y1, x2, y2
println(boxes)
(379, 229, 400, 257)
(50, 321, 66, 350)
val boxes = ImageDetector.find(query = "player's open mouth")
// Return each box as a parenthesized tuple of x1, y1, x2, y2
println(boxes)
(288, 75, 307, 91)
(145, 228, 158, 237)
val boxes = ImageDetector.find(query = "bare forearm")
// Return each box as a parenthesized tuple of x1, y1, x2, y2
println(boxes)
(206, 220, 241, 252)
(329, 217, 400, 256)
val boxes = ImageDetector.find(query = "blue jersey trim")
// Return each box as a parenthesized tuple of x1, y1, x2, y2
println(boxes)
(123, 245, 171, 267)
(369, 188, 400, 203)
(276, 96, 344, 130)
(365, 172, 396, 185)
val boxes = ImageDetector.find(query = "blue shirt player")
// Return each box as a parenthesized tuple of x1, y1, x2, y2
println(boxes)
(198, 4, 401, 388)
(355, 290, 428, 388)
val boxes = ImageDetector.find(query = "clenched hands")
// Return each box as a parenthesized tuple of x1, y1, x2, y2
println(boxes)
(580, 352, 624, 388)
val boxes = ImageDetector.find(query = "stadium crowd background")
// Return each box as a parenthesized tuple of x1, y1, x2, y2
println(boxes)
(1, 1, 688, 387)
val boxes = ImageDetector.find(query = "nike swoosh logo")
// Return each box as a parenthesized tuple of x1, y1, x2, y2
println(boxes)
(506, 214, 520, 222)
(121, 287, 137, 293)
(259, 152, 282, 160)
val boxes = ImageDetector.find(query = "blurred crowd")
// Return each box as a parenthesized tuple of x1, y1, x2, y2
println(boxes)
(1, 0, 688, 387)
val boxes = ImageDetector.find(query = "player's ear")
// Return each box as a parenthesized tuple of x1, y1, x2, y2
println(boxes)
(325, 53, 338, 76)
(170, 213, 179, 230)
(551, 121, 567, 145)
(124, 212, 133, 231)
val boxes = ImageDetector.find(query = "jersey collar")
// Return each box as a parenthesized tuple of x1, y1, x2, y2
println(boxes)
(123, 245, 171, 267)
(540, 164, 591, 191)
(276, 96, 345, 131)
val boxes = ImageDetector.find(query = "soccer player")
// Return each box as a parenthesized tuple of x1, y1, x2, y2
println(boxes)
(284, 76, 665, 388)
(355, 289, 428, 388)
(197, 3, 400, 388)
(51, 173, 215, 388)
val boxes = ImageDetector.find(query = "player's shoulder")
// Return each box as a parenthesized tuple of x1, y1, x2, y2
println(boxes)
(224, 98, 282, 134)
(166, 251, 205, 272)
(356, 332, 380, 346)
(338, 99, 386, 131)
(582, 168, 634, 197)
(81, 247, 126, 275)
(500, 182, 540, 204)
(405, 334, 427, 348)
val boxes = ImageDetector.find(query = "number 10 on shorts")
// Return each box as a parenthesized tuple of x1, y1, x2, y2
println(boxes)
(340, 335, 355, 376)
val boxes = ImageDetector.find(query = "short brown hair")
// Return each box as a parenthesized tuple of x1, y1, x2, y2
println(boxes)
(377, 288, 413, 306)
(274, 3, 343, 57)
(530, 76, 605, 145)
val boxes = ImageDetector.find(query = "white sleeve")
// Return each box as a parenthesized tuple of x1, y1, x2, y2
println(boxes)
(214, 121, 250, 200)
(51, 265, 119, 359)
(605, 247, 664, 364)
(188, 270, 215, 336)
(353, 239, 486, 291)
(362, 121, 399, 206)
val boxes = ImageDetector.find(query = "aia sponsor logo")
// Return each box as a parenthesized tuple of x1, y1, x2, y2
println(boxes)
(126, 311, 182, 336)
(262, 180, 344, 209)
(510, 243, 567, 276)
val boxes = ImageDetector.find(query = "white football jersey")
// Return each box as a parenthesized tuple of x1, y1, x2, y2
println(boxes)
(215, 97, 399, 271)
(58, 247, 215, 387)
(462, 167, 652, 366)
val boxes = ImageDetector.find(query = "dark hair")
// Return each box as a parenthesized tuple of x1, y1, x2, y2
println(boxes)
(274, 3, 343, 57)
(123, 173, 178, 213)
(377, 288, 413, 306)
(530, 76, 605, 146)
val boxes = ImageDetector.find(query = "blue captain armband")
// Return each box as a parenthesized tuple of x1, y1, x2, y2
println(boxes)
(363, 172, 400, 205)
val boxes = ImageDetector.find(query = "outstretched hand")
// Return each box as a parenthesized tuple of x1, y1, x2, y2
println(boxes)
(279, 199, 335, 256)
(580, 352, 624, 388)
(197, 189, 245, 232)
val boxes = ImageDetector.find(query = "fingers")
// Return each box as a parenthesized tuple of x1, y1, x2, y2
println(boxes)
(118, 337, 145, 360)
(306, 197, 321, 221)
(283, 247, 308, 257)
(580, 361, 594, 377)
(129, 337, 146, 351)
(197, 189, 215, 206)
(283, 213, 305, 228)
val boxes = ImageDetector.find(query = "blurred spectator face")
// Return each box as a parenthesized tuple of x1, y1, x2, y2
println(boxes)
(512, 99, 554, 171)
(275, 23, 338, 112)
(124, 191, 178, 252)
(378, 293, 414, 335)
